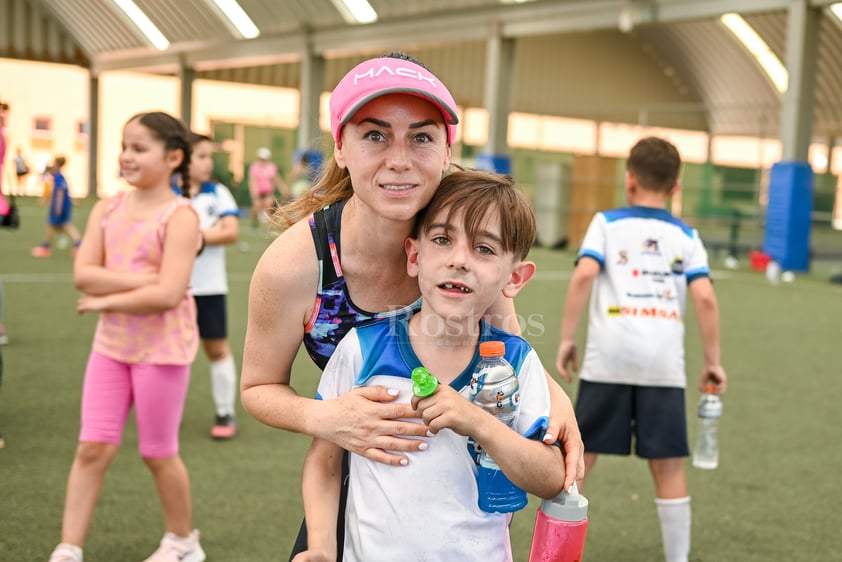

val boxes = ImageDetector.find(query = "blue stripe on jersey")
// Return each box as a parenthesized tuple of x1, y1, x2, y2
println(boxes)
(576, 249, 604, 267)
(353, 314, 534, 393)
(603, 206, 695, 238)
(522, 416, 549, 441)
(686, 267, 710, 283)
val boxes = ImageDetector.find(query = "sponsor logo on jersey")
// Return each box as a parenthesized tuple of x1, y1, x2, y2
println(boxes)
(606, 305, 681, 320)
(617, 251, 628, 265)
(671, 258, 684, 275)
(642, 238, 660, 254)
(632, 269, 671, 283)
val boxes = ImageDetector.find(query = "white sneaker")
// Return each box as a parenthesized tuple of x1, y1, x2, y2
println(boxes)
(143, 530, 205, 562)
(48, 543, 83, 562)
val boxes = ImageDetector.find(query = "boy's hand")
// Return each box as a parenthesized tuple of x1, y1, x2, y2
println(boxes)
(699, 364, 727, 395)
(412, 385, 480, 436)
(555, 340, 579, 383)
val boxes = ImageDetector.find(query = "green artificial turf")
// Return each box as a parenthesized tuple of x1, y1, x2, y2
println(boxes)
(1, 197, 840, 561)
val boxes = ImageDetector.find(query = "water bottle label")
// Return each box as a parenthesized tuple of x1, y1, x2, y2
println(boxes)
(471, 361, 520, 416)
(477, 463, 528, 513)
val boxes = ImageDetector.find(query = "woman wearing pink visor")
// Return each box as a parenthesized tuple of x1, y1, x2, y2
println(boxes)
(240, 52, 584, 559)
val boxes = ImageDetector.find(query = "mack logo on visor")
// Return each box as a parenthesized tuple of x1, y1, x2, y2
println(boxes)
(352, 66, 440, 88)
(330, 57, 459, 144)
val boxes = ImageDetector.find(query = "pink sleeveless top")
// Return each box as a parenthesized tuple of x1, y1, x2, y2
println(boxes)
(92, 192, 199, 365)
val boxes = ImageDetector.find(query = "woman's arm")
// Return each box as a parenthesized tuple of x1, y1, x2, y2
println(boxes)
(77, 206, 199, 315)
(74, 200, 158, 295)
(484, 294, 584, 489)
(240, 223, 430, 466)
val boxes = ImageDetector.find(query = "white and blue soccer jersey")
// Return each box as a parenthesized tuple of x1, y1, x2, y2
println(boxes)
(189, 182, 239, 296)
(577, 206, 710, 388)
(316, 315, 551, 562)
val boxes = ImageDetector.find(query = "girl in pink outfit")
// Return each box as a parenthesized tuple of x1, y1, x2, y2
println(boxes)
(49, 112, 205, 562)
(248, 147, 289, 228)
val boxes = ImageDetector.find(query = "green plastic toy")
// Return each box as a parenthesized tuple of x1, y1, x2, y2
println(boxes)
(411, 367, 438, 397)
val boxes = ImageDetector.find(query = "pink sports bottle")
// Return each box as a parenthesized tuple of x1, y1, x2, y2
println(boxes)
(528, 482, 589, 562)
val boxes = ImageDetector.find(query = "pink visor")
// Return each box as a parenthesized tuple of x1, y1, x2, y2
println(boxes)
(330, 57, 459, 145)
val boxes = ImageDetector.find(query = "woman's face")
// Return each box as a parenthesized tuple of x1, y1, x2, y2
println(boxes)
(335, 94, 451, 223)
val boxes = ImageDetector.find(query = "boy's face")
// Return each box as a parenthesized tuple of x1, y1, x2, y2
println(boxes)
(406, 207, 532, 322)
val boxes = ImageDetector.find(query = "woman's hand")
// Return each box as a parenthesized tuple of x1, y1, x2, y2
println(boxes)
(543, 376, 585, 489)
(321, 386, 430, 466)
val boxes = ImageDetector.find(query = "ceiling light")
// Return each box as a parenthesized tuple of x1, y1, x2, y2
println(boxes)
(720, 13, 787, 93)
(330, 0, 378, 24)
(208, 0, 260, 39)
(831, 3, 842, 22)
(112, 0, 170, 50)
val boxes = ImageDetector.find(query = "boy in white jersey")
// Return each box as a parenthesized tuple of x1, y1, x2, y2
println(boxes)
(555, 137, 727, 562)
(187, 132, 241, 439)
(297, 170, 566, 562)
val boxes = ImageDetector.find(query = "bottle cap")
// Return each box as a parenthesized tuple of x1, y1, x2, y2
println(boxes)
(704, 384, 716, 394)
(411, 367, 438, 397)
(479, 341, 505, 357)
(541, 482, 589, 522)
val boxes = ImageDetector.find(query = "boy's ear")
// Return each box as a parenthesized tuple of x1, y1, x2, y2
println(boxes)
(625, 170, 637, 196)
(405, 237, 420, 278)
(668, 179, 681, 198)
(502, 260, 536, 298)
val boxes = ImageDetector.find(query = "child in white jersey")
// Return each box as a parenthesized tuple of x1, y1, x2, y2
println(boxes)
(296, 170, 566, 562)
(186, 132, 241, 439)
(555, 137, 728, 562)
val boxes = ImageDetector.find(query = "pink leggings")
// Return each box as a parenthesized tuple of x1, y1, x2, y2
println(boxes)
(79, 351, 191, 458)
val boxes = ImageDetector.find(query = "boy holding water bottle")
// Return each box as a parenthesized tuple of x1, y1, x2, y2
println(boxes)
(555, 137, 727, 562)
(295, 170, 565, 562)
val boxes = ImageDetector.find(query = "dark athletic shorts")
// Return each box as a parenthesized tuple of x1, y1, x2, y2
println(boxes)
(195, 294, 227, 340)
(575, 380, 689, 459)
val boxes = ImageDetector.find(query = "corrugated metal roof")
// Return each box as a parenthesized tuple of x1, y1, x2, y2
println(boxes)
(6, 0, 842, 138)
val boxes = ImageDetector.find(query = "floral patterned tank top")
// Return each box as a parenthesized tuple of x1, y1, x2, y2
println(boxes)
(92, 192, 199, 365)
(303, 199, 421, 371)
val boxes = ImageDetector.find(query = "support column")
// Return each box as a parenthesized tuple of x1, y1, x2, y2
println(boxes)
(298, 49, 325, 150)
(87, 73, 99, 198)
(179, 63, 196, 129)
(293, 49, 325, 189)
(763, 1, 820, 272)
(477, 25, 514, 174)
(779, 0, 819, 161)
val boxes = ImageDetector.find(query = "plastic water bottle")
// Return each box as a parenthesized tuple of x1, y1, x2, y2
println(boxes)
(692, 385, 723, 469)
(528, 482, 589, 562)
(766, 260, 781, 285)
(470, 341, 527, 513)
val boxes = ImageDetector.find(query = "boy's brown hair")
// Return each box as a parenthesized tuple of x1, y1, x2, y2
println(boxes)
(416, 169, 536, 261)
(54, 155, 67, 169)
(627, 136, 681, 194)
